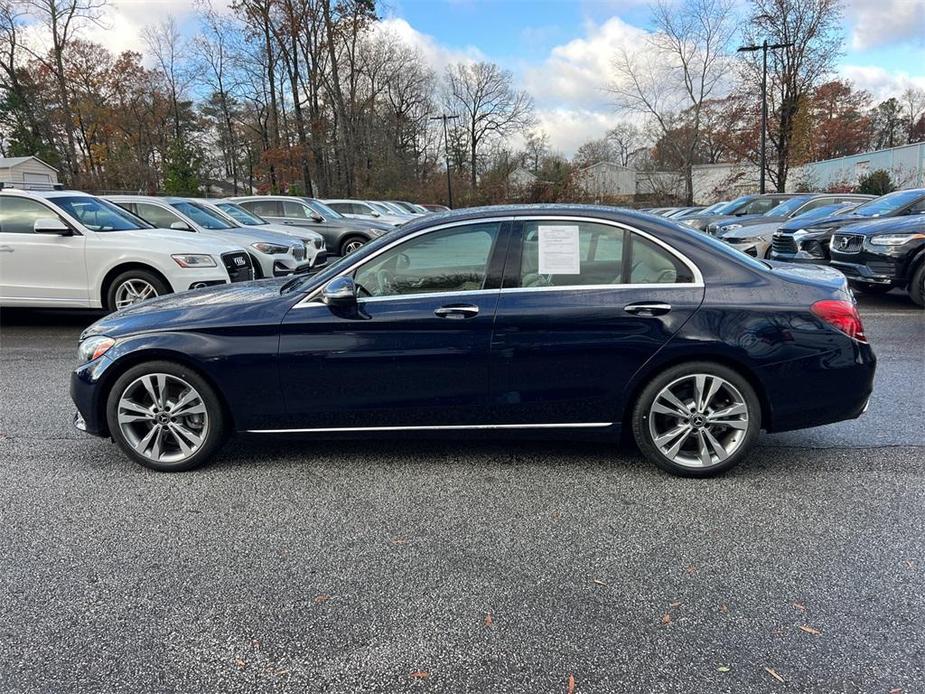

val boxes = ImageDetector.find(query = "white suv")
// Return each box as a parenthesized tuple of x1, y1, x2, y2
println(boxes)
(106, 195, 313, 279)
(0, 187, 255, 310)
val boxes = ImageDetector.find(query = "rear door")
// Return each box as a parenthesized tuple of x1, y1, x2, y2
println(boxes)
(489, 217, 705, 425)
(0, 196, 88, 305)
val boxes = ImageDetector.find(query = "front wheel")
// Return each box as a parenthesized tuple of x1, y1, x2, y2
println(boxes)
(106, 360, 227, 472)
(909, 264, 925, 308)
(107, 269, 170, 311)
(340, 236, 367, 255)
(631, 362, 762, 477)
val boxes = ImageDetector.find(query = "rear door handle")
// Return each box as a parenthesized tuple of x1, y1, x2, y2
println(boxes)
(434, 304, 479, 319)
(0, 245, 13, 253)
(624, 302, 672, 316)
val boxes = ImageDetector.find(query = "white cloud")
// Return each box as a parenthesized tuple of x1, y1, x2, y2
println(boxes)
(534, 108, 627, 156)
(847, 0, 925, 50)
(839, 64, 925, 101)
(374, 17, 486, 73)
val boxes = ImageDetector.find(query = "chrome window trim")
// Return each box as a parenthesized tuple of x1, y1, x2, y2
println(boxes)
(247, 422, 613, 434)
(294, 214, 704, 309)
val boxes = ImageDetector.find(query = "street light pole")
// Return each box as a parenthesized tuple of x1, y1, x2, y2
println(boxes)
(430, 113, 459, 208)
(737, 40, 793, 194)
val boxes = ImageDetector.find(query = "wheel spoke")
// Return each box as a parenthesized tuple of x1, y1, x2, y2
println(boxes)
(170, 388, 205, 417)
(660, 388, 690, 416)
(154, 374, 168, 408)
(696, 431, 711, 466)
(707, 418, 748, 430)
(664, 426, 693, 459)
(702, 377, 722, 411)
(652, 398, 688, 418)
(703, 427, 729, 462)
(134, 424, 160, 454)
(693, 375, 706, 411)
(709, 403, 747, 420)
(118, 399, 155, 424)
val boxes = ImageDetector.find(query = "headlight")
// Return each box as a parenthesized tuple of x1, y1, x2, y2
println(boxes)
(869, 232, 925, 246)
(682, 219, 698, 227)
(722, 224, 743, 232)
(367, 228, 385, 237)
(728, 236, 763, 244)
(78, 335, 115, 362)
(250, 242, 290, 254)
(172, 254, 217, 268)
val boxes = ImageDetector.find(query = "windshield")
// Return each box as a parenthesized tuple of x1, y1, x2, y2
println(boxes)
(715, 195, 754, 214)
(793, 203, 852, 221)
(304, 199, 343, 220)
(689, 226, 770, 271)
(765, 196, 812, 217)
(170, 201, 238, 230)
(369, 201, 393, 214)
(216, 202, 267, 226)
(850, 190, 925, 217)
(50, 196, 152, 231)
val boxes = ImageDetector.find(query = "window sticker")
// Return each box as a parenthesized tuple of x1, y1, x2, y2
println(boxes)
(537, 225, 580, 274)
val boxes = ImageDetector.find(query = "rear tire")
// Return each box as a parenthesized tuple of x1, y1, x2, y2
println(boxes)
(910, 264, 925, 308)
(631, 362, 762, 477)
(849, 280, 891, 295)
(106, 360, 227, 472)
(106, 269, 170, 312)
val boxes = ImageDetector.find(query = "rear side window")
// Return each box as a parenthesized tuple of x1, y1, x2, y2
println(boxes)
(282, 201, 312, 219)
(133, 202, 185, 230)
(244, 199, 281, 217)
(741, 198, 779, 215)
(516, 221, 693, 288)
(0, 196, 57, 233)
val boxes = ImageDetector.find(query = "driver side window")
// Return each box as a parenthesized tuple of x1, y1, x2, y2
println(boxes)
(354, 223, 500, 298)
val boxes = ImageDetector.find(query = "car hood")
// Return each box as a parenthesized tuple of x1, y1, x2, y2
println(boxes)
(255, 222, 323, 240)
(777, 213, 872, 233)
(715, 213, 785, 229)
(81, 279, 294, 340)
(722, 221, 782, 239)
(834, 215, 925, 236)
(200, 226, 306, 246)
(117, 228, 245, 253)
(334, 217, 394, 232)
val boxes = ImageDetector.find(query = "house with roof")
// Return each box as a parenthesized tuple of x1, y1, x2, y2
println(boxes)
(0, 156, 59, 186)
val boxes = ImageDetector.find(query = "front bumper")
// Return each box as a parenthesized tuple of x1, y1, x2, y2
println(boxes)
(770, 249, 829, 265)
(830, 259, 899, 285)
(727, 239, 770, 258)
(70, 355, 115, 437)
(272, 260, 314, 277)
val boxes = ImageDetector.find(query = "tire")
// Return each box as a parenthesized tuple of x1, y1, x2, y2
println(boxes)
(849, 280, 891, 295)
(910, 263, 925, 308)
(340, 235, 367, 256)
(631, 361, 762, 478)
(106, 360, 227, 472)
(106, 269, 170, 312)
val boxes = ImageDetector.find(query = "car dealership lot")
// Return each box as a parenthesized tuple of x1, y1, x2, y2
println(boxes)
(1, 296, 923, 693)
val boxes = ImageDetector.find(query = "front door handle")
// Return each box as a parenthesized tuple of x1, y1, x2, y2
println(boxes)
(434, 304, 480, 319)
(624, 302, 671, 316)
(0, 245, 13, 253)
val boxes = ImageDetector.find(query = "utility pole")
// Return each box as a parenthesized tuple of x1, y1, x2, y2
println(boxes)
(737, 40, 793, 194)
(430, 113, 459, 208)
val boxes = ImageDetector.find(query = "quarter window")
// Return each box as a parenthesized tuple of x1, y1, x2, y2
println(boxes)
(132, 203, 186, 230)
(0, 197, 58, 234)
(283, 201, 312, 219)
(243, 200, 281, 217)
(354, 223, 500, 298)
(516, 220, 692, 288)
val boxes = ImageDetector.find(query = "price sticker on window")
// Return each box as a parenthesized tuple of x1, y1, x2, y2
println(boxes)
(538, 225, 580, 274)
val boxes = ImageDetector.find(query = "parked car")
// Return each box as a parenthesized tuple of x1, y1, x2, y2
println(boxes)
(228, 195, 391, 256)
(829, 215, 925, 306)
(107, 196, 312, 279)
(368, 200, 414, 220)
(675, 202, 728, 222)
(771, 188, 925, 264)
(667, 207, 705, 219)
(388, 201, 429, 215)
(721, 203, 859, 259)
(0, 187, 253, 310)
(71, 204, 875, 478)
(707, 193, 874, 236)
(420, 203, 451, 213)
(193, 199, 327, 268)
(683, 193, 798, 230)
(324, 199, 408, 227)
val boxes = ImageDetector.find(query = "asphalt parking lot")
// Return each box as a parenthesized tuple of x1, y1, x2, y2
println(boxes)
(1, 292, 923, 693)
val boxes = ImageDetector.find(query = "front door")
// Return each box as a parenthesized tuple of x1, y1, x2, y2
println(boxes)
(277, 220, 510, 428)
(0, 196, 88, 306)
(489, 218, 705, 425)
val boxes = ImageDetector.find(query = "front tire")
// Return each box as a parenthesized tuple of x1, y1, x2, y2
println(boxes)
(340, 235, 367, 255)
(106, 360, 227, 472)
(909, 264, 925, 308)
(107, 269, 170, 312)
(631, 362, 762, 477)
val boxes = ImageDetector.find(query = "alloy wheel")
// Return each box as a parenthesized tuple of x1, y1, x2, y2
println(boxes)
(647, 373, 749, 469)
(342, 239, 365, 254)
(116, 373, 209, 464)
(114, 279, 158, 309)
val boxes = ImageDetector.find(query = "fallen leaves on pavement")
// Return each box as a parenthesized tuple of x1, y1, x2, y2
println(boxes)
(410, 671, 429, 681)
(799, 625, 822, 636)
(484, 612, 493, 627)
(661, 612, 672, 625)
(765, 667, 785, 683)
(314, 594, 331, 604)
(567, 673, 576, 693)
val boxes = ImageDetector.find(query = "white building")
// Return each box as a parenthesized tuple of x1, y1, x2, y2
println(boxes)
(788, 142, 925, 192)
(0, 156, 59, 186)
(507, 167, 538, 189)
(574, 161, 636, 200)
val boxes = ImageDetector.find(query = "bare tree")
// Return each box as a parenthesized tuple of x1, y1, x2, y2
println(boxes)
(607, 122, 642, 167)
(901, 87, 925, 143)
(444, 61, 534, 189)
(741, 0, 844, 189)
(18, 0, 106, 181)
(521, 129, 548, 173)
(145, 17, 194, 141)
(610, 0, 736, 203)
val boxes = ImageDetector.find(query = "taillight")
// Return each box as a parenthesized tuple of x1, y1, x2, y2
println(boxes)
(811, 300, 868, 343)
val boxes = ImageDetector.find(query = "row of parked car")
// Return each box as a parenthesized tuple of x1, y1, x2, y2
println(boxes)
(0, 185, 448, 311)
(645, 189, 925, 307)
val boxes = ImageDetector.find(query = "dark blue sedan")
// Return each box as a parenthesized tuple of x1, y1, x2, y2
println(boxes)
(71, 205, 876, 477)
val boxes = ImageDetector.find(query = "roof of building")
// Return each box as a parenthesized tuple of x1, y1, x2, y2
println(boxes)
(0, 155, 59, 171)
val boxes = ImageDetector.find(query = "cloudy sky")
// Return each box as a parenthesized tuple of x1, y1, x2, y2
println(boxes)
(99, 0, 925, 155)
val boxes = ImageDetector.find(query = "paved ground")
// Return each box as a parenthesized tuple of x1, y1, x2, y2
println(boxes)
(0, 291, 923, 693)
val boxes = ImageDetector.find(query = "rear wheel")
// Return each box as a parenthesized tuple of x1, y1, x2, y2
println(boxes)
(107, 269, 169, 311)
(849, 280, 891, 295)
(106, 360, 227, 472)
(910, 264, 925, 307)
(631, 362, 762, 477)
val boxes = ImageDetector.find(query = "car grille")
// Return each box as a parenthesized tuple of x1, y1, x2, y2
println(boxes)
(313, 238, 324, 249)
(221, 251, 255, 283)
(772, 234, 797, 254)
(293, 243, 306, 261)
(831, 234, 863, 254)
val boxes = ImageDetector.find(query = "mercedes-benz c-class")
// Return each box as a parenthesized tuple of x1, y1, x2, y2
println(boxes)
(71, 205, 876, 477)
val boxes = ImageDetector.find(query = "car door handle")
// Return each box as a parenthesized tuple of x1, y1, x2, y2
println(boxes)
(434, 304, 480, 319)
(0, 245, 13, 253)
(624, 302, 672, 316)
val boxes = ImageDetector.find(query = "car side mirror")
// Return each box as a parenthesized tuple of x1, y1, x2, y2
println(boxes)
(33, 217, 72, 235)
(170, 221, 192, 231)
(322, 276, 357, 307)
(310, 213, 323, 223)
(371, 211, 380, 217)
